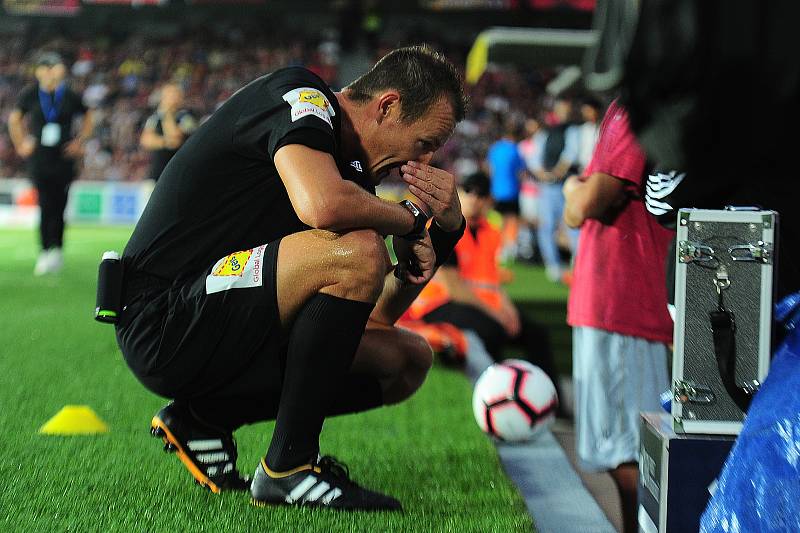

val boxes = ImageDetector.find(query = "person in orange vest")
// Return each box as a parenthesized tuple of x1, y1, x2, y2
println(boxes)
(407, 171, 563, 410)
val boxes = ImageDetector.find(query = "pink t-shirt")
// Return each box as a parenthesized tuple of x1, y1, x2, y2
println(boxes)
(567, 100, 674, 344)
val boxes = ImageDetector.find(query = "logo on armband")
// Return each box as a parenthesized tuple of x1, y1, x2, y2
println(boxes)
(282, 87, 336, 128)
(206, 244, 268, 295)
(212, 250, 253, 277)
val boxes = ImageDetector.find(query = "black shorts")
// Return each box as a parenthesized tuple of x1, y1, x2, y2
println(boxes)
(116, 239, 286, 401)
(494, 199, 520, 215)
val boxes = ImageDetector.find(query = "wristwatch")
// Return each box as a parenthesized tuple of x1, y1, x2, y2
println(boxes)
(399, 200, 428, 241)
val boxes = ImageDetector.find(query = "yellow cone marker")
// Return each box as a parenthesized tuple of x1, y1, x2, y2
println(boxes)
(38, 405, 109, 435)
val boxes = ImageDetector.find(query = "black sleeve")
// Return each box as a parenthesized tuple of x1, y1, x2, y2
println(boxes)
(231, 69, 337, 162)
(273, 127, 335, 158)
(444, 252, 459, 268)
(71, 89, 88, 115)
(431, 216, 466, 268)
(266, 75, 337, 159)
(15, 86, 34, 114)
(645, 169, 739, 230)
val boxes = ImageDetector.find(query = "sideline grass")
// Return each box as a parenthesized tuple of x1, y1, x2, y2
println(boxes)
(505, 263, 572, 376)
(0, 225, 535, 532)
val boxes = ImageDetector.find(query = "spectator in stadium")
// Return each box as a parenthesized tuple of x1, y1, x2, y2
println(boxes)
(574, 96, 602, 174)
(8, 51, 94, 275)
(139, 82, 197, 181)
(115, 45, 466, 511)
(485, 119, 526, 262)
(528, 96, 579, 282)
(408, 170, 563, 410)
(563, 98, 674, 533)
(517, 117, 542, 263)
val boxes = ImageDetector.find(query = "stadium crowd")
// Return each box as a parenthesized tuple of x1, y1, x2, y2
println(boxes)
(0, 26, 343, 181)
(0, 25, 572, 189)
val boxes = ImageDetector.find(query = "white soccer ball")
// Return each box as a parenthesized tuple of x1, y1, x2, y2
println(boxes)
(472, 359, 558, 442)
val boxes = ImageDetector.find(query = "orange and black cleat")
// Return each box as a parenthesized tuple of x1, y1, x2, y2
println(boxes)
(150, 401, 250, 493)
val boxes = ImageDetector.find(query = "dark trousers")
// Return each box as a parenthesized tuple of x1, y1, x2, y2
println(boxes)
(423, 301, 561, 398)
(33, 172, 72, 250)
(424, 302, 507, 359)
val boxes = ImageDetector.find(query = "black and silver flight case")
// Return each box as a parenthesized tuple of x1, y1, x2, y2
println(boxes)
(671, 207, 777, 435)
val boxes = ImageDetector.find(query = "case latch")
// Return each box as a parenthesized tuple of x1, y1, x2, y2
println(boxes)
(728, 241, 772, 264)
(674, 380, 716, 405)
(678, 241, 716, 264)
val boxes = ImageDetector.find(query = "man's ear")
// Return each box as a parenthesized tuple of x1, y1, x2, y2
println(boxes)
(376, 91, 401, 124)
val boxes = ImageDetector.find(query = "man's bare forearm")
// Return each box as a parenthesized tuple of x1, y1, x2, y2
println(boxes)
(140, 130, 164, 150)
(370, 270, 427, 326)
(275, 144, 417, 237)
(303, 180, 416, 237)
(8, 111, 28, 150)
(77, 110, 95, 143)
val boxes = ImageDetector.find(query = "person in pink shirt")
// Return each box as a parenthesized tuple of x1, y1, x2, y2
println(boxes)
(563, 98, 675, 533)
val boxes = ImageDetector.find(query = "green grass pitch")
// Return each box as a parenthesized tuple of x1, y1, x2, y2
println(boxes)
(0, 225, 568, 532)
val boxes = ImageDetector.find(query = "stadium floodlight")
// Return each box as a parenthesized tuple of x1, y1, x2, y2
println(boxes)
(465, 27, 598, 85)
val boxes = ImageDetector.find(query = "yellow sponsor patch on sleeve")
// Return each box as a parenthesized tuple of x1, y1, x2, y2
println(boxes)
(206, 244, 267, 294)
(282, 86, 336, 128)
(212, 250, 252, 277)
(298, 89, 328, 110)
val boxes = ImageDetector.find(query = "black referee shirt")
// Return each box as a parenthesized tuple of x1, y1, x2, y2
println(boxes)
(143, 109, 197, 181)
(123, 67, 373, 280)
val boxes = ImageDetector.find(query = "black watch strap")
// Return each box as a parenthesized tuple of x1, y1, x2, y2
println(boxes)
(399, 200, 428, 240)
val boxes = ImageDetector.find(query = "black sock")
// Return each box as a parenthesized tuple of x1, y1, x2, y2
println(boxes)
(188, 373, 384, 432)
(265, 293, 374, 472)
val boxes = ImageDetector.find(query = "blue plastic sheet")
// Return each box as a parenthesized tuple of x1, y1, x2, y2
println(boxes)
(700, 291, 800, 532)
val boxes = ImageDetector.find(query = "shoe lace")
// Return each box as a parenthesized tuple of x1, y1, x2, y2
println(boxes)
(316, 456, 351, 481)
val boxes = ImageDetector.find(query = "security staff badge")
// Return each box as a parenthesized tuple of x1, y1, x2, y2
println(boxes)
(41, 123, 61, 147)
(282, 87, 336, 128)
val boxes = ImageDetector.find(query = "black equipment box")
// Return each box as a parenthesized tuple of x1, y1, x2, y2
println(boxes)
(638, 412, 735, 533)
(671, 208, 776, 434)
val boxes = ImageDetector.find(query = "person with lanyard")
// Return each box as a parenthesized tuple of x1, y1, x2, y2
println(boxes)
(9, 51, 94, 276)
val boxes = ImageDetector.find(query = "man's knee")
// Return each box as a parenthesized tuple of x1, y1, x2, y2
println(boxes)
(406, 330, 434, 375)
(331, 229, 389, 300)
(384, 330, 433, 404)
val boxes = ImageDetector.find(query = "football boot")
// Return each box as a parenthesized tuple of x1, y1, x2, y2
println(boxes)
(250, 455, 401, 511)
(150, 401, 250, 493)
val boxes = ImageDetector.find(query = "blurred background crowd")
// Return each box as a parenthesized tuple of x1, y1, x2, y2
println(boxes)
(0, 4, 598, 202)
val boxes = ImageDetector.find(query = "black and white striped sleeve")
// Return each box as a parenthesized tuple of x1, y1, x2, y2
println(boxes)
(645, 170, 686, 227)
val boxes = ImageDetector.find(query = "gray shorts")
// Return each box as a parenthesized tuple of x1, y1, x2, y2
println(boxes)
(572, 326, 669, 472)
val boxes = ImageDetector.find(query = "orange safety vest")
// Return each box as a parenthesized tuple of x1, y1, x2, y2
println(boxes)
(406, 217, 503, 319)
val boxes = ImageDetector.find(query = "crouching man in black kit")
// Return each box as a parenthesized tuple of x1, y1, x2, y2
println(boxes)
(115, 45, 467, 510)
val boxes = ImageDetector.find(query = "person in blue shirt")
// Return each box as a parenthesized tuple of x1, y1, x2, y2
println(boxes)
(485, 121, 526, 261)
